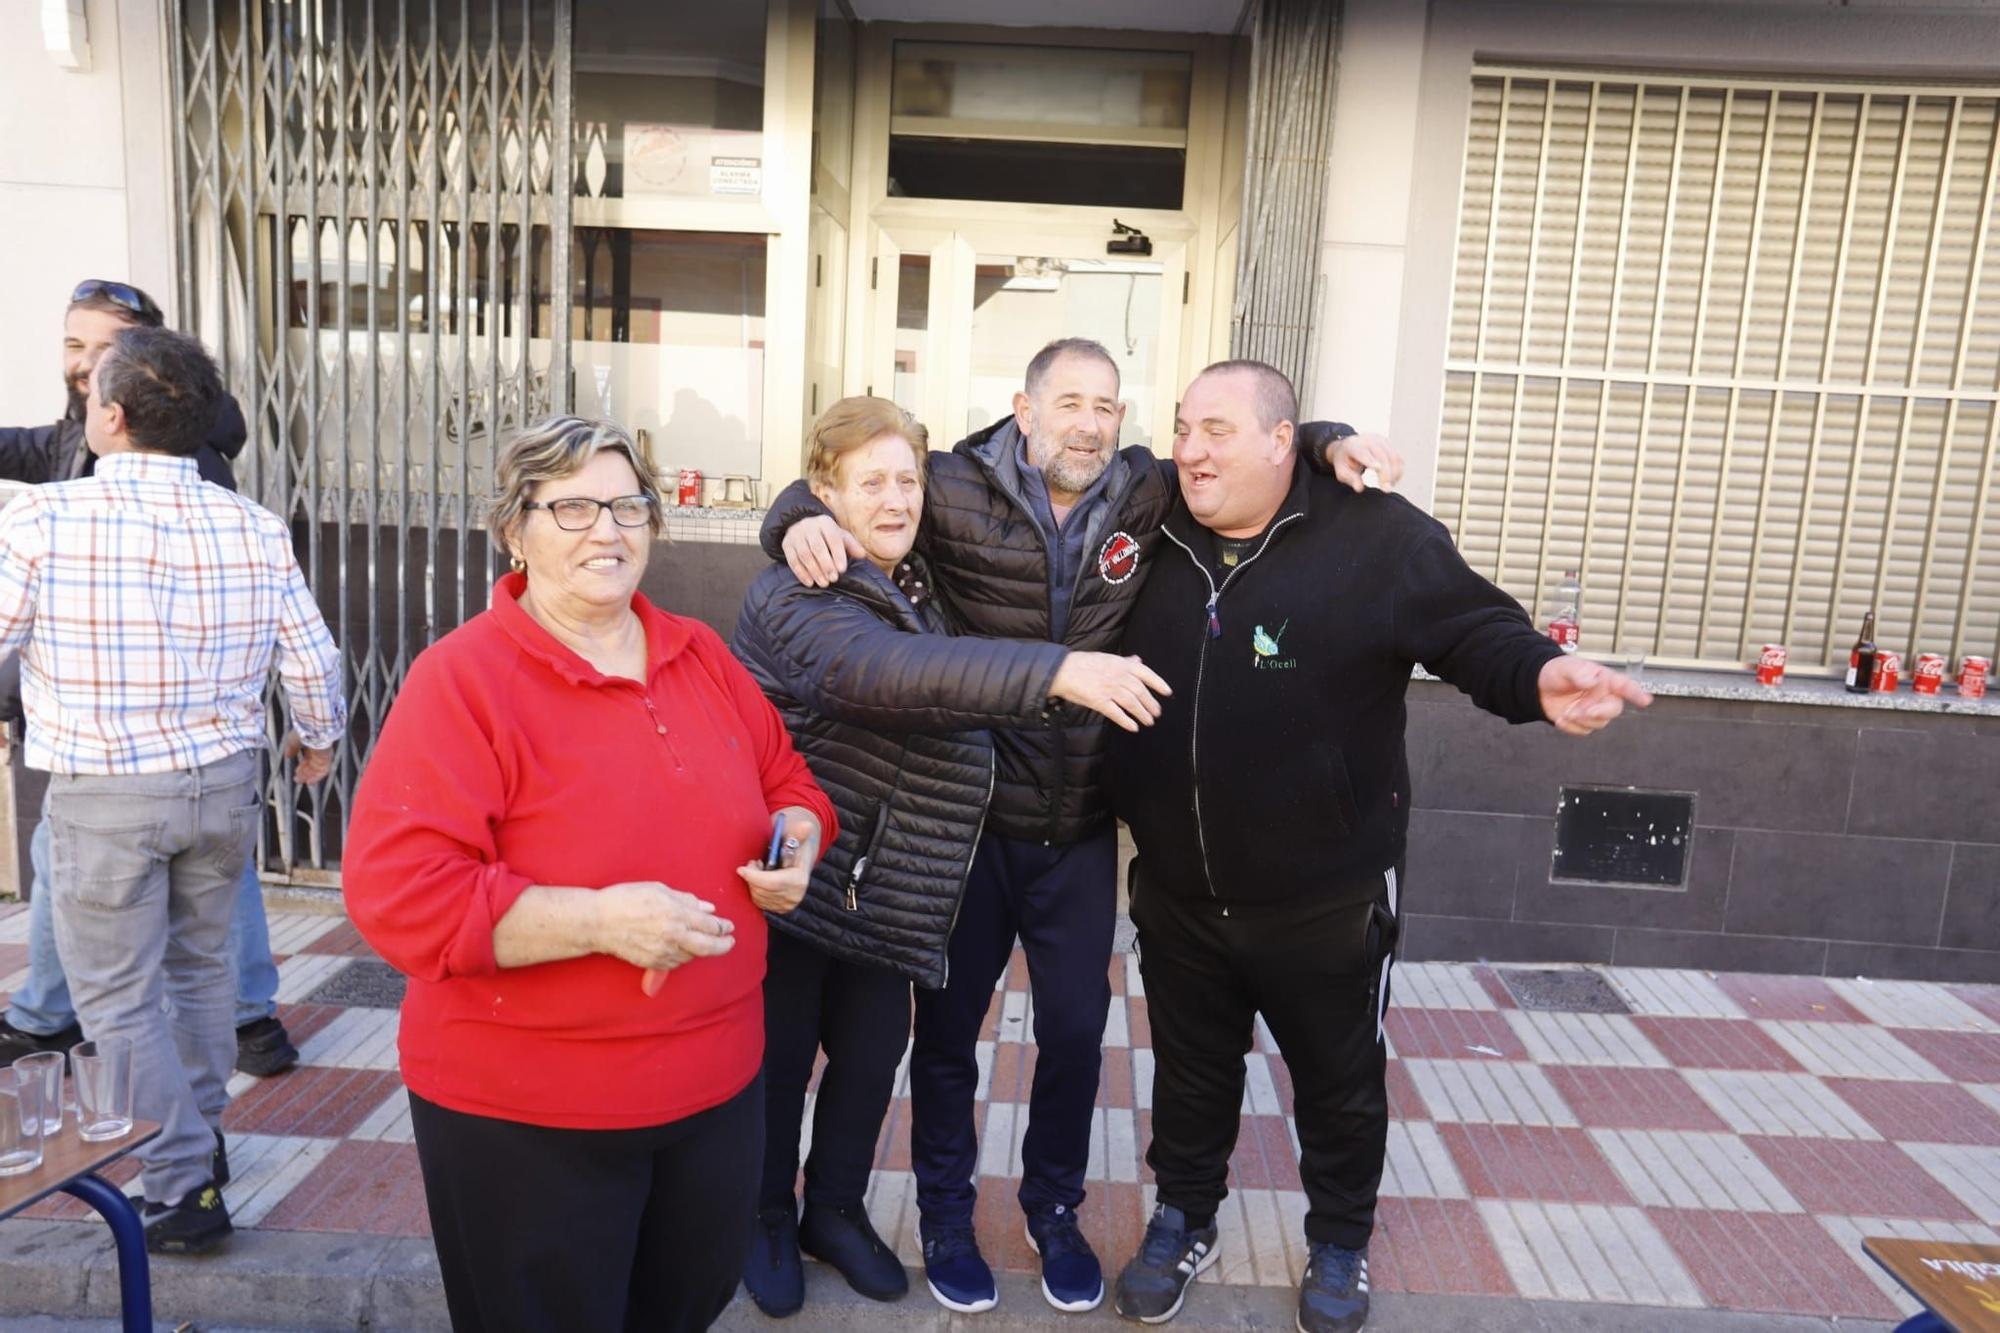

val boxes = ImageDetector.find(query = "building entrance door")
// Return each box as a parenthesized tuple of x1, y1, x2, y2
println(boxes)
(867, 223, 1185, 453)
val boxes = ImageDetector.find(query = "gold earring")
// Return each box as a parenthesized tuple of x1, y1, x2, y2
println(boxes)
(509, 554, 526, 573)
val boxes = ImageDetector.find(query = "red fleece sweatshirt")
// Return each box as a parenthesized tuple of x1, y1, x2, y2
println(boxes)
(342, 573, 836, 1129)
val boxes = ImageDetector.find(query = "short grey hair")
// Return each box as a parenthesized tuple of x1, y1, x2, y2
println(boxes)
(1196, 359, 1298, 433)
(1024, 338, 1120, 399)
(487, 416, 665, 545)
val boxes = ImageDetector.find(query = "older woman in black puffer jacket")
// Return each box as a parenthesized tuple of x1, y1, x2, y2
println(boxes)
(731, 396, 1167, 1319)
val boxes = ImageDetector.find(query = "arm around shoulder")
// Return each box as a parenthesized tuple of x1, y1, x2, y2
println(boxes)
(742, 571, 1067, 732)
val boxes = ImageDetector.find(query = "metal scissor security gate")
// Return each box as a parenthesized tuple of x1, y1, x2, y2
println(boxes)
(168, 0, 575, 881)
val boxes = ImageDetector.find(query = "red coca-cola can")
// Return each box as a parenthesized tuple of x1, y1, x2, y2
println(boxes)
(1961, 655, 1991, 700)
(1913, 653, 1946, 695)
(1870, 650, 1902, 693)
(1755, 644, 1787, 686)
(1547, 618, 1579, 652)
(676, 468, 703, 507)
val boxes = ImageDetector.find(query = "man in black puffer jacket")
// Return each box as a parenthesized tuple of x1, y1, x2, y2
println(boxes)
(762, 340, 1401, 1316)
(1106, 361, 1651, 1333)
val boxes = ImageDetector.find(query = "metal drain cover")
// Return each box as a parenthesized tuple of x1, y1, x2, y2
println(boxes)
(1497, 968, 1630, 1014)
(304, 959, 408, 1009)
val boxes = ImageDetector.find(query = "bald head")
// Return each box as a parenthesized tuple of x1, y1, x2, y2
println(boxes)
(1192, 360, 1298, 437)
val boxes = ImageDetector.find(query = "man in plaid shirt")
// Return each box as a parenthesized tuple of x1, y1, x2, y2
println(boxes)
(0, 325, 346, 1253)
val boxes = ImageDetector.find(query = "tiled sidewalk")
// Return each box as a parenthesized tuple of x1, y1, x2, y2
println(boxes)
(5, 899, 1999, 1325)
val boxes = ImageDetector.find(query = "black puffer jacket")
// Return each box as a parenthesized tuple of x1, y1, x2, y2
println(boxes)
(763, 421, 1175, 846)
(734, 556, 1069, 988)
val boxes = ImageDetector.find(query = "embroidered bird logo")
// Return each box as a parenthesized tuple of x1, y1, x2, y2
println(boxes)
(1252, 621, 1288, 658)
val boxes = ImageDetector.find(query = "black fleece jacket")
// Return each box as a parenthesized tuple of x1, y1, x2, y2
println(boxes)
(1106, 460, 1563, 909)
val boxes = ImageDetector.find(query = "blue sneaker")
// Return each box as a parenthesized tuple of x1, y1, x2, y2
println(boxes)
(1025, 1203, 1103, 1312)
(921, 1224, 998, 1313)
(1114, 1203, 1219, 1323)
(1297, 1242, 1369, 1333)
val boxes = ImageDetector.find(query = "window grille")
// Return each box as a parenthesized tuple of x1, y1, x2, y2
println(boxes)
(1438, 70, 2000, 670)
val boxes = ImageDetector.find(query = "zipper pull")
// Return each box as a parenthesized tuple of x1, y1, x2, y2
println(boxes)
(1205, 594, 1221, 639)
(846, 885, 858, 911)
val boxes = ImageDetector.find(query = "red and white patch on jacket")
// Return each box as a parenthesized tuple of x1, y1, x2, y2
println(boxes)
(1098, 530, 1141, 584)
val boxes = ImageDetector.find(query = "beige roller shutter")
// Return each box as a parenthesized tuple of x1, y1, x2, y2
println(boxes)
(1437, 70, 2000, 671)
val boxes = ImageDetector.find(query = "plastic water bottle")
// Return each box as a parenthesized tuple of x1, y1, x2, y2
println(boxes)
(1547, 569, 1582, 653)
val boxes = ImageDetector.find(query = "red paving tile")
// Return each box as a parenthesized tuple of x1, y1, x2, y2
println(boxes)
(1080, 1179, 1146, 1276)
(1473, 966, 1518, 1009)
(1100, 1045, 1134, 1110)
(1713, 973, 1867, 1023)
(1371, 1196, 1516, 1296)
(1128, 996, 1151, 1049)
(1268, 1056, 1294, 1115)
(274, 1001, 348, 1050)
(873, 1095, 912, 1172)
(1891, 1029, 2000, 1083)
(1227, 1113, 1303, 1192)
(1745, 1136, 1976, 1220)
(987, 1040, 1038, 1103)
(1545, 1066, 1729, 1133)
(1384, 1059, 1427, 1121)
(1825, 1077, 2000, 1145)
(1648, 1208, 1902, 1320)
(1439, 1123, 1633, 1205)
(1385, 1007, 1528, 1061)
(0, 942, 28, 979)
(258, 1139, 430, 1236)
(1631, 1016, 1804, 1072)
(973, 1178, 1040, 1274)
(1952, 984, 2000, 1028)
(1107, 955, 1126, 998)
(293, 919, 379, 958)
(221, 1066, 403, 1138)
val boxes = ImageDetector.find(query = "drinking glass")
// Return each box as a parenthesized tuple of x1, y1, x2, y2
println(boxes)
(11, 1050, 64, 1137)
(71, 1037, 134, 1142)
(0, 1071, 44, 1175)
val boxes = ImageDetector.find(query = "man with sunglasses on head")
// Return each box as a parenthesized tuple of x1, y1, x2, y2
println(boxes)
(0, 280, 304, 1084)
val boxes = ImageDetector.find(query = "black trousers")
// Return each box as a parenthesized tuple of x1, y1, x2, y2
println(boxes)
(1132, 871, 1399, 1251)
(910, 824, 1118, 1227)
(408, 1077, 762, 1333)
(760, 925, 913, 1212)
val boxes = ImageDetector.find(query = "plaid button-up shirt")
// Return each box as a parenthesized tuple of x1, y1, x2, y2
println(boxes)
(0, 451, 346, 775)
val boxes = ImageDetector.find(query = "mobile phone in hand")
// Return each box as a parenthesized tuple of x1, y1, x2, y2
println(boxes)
(763, 812, 788, 870)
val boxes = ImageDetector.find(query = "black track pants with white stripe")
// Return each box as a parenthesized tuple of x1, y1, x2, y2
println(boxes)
(1132, 871, 1398, 1252)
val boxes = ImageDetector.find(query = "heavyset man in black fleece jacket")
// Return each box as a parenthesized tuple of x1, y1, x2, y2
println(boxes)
(1105, 360, 1650, 1333)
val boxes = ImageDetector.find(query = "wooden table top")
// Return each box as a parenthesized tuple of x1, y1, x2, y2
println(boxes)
(0, 1119, 161, 1221)
(1865, 1237, 2000, 1333)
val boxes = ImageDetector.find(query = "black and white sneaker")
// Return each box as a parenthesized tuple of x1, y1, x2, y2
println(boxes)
(1113, 1203, 1219, 1324)
(1296, 1241, 1368, 1333)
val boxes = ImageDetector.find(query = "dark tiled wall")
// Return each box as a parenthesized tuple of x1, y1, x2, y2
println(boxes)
(1401, 682, 2000, 983)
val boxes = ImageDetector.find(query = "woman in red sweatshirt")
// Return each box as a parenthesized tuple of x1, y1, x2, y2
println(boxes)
(341, 417, 837, 1333)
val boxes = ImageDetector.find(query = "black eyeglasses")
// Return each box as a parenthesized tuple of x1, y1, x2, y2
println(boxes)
(524, 494, 657, 530)
(70, 280, 163, 324)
